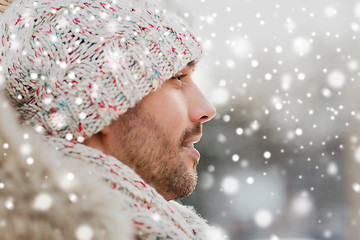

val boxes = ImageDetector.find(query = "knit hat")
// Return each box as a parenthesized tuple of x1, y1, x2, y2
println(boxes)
(0, 0, 202, 142)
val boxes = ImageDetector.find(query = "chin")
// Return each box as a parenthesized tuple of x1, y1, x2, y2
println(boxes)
(173, 171, 198, 200)
(186, 170, 198, 193)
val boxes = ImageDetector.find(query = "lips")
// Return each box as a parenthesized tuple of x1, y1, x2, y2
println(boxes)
(183, 135, 202, 161)
(184, 146, 200, 160)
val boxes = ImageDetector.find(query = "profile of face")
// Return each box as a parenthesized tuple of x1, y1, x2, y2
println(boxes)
(84, 62, 216, 200)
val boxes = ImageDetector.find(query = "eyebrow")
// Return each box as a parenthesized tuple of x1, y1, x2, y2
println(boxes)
(173, 61, 196, 76)
(187, 60, 196, 67)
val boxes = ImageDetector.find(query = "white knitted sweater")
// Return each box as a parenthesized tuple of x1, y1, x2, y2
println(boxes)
(45, 135, 224, 239)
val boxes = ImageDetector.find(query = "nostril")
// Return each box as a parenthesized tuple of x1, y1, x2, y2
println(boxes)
(198, 104, 216, 123)
(200, 114, 213, 123)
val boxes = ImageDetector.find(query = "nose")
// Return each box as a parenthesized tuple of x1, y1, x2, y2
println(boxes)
(188, 82, 216, 124)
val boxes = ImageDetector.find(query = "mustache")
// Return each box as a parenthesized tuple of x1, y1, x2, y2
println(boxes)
(180, 124, 202, 145)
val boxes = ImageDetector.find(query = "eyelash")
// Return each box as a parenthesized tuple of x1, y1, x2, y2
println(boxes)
(172, 74, 187, 88)
(173, 74, 187, 81)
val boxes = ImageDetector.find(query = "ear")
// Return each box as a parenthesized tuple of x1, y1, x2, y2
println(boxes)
(83, 125, 110, 151)
(100, 125, 111, 135)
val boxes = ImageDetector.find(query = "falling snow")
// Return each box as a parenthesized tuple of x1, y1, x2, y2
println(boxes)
(221, 176, 239, 195)
(263, 151, 271, 159)
(0, 0, 359, 239)
(290, 191, 313, 217)
(5, 197, 14, 210)
(172, 0, 360, 239)
(254, 209, 273, 228)
(32, 193, 53, 211)
(76, 224, 94, 240)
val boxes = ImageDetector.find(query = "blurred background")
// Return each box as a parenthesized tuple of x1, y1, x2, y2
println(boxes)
(159, 0, 360, 239)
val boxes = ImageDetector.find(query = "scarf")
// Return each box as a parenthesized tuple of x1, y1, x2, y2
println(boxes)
(44, 136, 224, 240)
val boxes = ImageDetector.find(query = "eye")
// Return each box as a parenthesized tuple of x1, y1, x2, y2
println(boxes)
(173, 74, 187, 81)
(170, 74, 187, 88)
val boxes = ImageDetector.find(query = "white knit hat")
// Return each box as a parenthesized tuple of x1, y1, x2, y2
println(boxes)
(0, 0, 202, 142)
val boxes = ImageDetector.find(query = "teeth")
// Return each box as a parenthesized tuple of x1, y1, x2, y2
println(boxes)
(185, 143, 194, 148)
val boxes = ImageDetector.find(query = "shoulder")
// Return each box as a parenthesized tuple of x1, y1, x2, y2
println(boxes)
(0, 91, 133, 240)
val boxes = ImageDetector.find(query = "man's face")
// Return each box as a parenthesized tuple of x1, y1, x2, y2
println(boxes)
(97, 63, 216, 200)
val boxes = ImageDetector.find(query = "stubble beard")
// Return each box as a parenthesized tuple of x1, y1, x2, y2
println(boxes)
(111, 105, 201, 200)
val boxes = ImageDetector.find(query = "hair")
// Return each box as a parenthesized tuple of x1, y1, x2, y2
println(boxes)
(0, 0, 13, 13)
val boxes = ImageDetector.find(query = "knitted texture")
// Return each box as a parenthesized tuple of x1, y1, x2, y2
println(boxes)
(1, 80, 227, 239)
(0, 0, 14, 12)
(0, 0, 202, 142)
(0, 89, 133, 240)
(45, 135, 227, 239)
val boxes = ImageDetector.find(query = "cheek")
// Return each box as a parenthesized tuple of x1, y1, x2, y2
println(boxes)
(163, 101, 188, 137)
(149, 92, 189, 134)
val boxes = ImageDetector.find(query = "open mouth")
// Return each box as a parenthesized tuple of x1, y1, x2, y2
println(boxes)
(182, 135, 202, 162)
(183, 145, 200, 161)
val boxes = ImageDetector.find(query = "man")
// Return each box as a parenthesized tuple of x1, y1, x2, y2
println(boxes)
(0, 0, 223, 238)
(83, 60, 215, 201)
